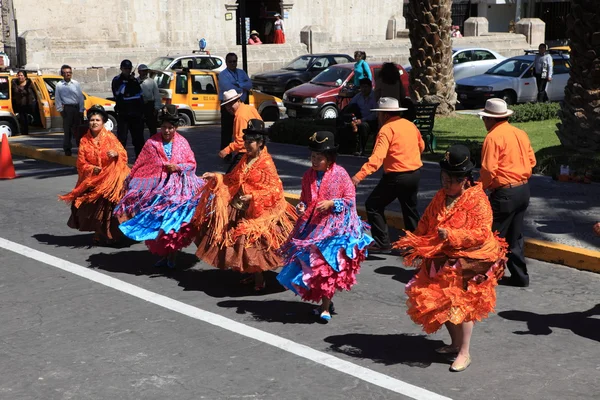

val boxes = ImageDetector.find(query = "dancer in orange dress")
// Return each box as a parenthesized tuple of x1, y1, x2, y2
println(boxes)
(192, 119, 297, 291)
(394, 144, 507, 372)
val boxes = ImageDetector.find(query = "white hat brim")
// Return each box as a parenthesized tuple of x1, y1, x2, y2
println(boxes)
(478, 109, 514, 118)
(221, 93, 242, 106)
(370, 107, 408, 112)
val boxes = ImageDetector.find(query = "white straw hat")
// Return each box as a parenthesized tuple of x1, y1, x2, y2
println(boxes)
(478, 98, 514, 118)
(370, 97, 408, 112)
(221, 89, 242, 106)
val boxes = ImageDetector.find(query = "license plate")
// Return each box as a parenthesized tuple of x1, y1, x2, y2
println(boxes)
(459, 93, 467, 100)
(288, 109, 296, 117)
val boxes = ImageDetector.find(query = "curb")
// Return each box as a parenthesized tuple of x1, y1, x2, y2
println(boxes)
(9, 141, 600, 273)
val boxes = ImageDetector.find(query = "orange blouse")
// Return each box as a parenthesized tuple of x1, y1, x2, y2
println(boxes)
(394, 182, 507, 266)
(59, 128, 130, 207)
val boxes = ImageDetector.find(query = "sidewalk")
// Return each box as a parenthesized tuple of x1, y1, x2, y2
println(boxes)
(7, 126, 600, 271)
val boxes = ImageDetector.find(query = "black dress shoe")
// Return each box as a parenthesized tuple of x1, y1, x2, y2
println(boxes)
(65, 150, 72, 156)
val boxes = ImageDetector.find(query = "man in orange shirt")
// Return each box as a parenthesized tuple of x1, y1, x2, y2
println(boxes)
(352, 97, 425, 253)
(218, 89, 262, 172)
(479, 98, 536, 287)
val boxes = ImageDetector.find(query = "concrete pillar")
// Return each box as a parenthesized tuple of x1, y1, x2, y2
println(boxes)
(386, 19, 396, 40)
(300, 25, 331, 54)
(464, 17, 489, 37)
(515, 18, 545, 45)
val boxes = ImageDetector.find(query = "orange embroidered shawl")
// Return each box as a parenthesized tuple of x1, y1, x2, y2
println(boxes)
(193, 146, 297, 248)
(59, 128, 130, 208)
(394, 182, 507, 266)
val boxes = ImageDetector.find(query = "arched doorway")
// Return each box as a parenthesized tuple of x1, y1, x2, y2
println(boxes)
(236, 0, 282, 44)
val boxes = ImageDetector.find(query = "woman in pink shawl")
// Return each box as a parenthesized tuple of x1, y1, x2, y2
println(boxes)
(277, 131, 373, 322)
(115, 105, 205, 268)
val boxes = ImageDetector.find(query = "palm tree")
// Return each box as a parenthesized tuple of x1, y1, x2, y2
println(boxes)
(406, 0, 456, 115)
(556, 1, 600, 152)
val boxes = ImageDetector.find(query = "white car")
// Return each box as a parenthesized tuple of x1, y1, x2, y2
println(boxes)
(404, 47, 506, 81)
(455, 54, 571, 108)
(146, 52, 226, 73)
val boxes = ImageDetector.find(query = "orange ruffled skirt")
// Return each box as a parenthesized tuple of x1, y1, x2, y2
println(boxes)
(405, 257, 505, 334)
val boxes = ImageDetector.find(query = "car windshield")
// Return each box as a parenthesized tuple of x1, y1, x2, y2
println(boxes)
(151, 71, 172, 89)
(310, 67, 351, 87)
(486, 59, 532, 77)
(284, 56, 314, 71)
(0, 77, 8, 99)
(147, 57, 175, 71)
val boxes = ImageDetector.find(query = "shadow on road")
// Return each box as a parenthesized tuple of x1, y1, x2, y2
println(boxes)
(373, 266, 416, 284)
(498, 304, 600, 343)
(217, 299, 320, 324)
(323, 333, 447, 367)
(85, 250, 285, 298)
(33, 233, 135, 249)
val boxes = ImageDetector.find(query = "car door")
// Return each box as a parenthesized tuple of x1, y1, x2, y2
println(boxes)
(307, 56, 331, 80)
(42, 77, 64, 129)
(190, 72, 219, 123)
(453, 50, 474, 81)
(517, 63, 538, 102)
(30, 78, 51, 129)
(546, 58, 570, 101)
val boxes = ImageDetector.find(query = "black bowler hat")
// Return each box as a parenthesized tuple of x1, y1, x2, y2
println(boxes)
(308, 131, 338, 152)
(120, 59, 133, 69)
(87, 104, 109, 123)
(440, 144, 475, 174)
(242, 119, 269, 140)
(158, 104, 180, 125)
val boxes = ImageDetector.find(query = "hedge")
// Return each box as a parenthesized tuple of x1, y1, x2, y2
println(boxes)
(508, 102, 560, 123)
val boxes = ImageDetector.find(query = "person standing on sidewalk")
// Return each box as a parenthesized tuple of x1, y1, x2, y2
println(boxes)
(479, 98, 536, 287)
(348, 78, 378, 156)
(11, 70, 35, 136)
(534, 43, 553, 103)
(218, 53, 252, 163)
(218, 89, 262, 173)
(112, 59, 145, 158)
(351, 97, 424, 254)
(137, 64, 162, 136)
(55, 65, 84, 156)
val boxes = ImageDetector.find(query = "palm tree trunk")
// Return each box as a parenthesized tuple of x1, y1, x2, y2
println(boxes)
(556, 0, 600, 151)
(406, 0, 456, 115)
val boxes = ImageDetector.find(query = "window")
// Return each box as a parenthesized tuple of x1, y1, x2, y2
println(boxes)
(311, 57, 330, 70)
(473, 50, 495, 61)
(44, 78, 62, 100)
(311, 67, 352, 87)
(553, 59, 570, 74)
(151, 72, 171, 89)
(487, 59, 532, 78)
(191, 75, 217, 94)
(333, 56, 353, 65)
(147, 57, 174, 70)
(454, 50, 473, 64)
(0, 77, 9, 100)
(175, 73, 188, 94)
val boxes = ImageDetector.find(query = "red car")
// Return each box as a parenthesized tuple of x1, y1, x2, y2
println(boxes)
(283, 62, 409, 119)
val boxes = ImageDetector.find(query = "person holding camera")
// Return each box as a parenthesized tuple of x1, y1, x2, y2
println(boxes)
(534, 43, 553, 103)
(111, 59, 145, 158)
(347, 78, 378, 156)
(55, 65, 84, 156)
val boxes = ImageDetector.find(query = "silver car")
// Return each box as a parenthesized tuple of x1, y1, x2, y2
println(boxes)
(404, 47, 505, 81)
(455, 54, 571, 108)
(146, 53, 226, 73)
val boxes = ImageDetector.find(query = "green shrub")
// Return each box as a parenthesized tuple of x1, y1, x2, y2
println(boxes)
(534, 145, 600, 181)
(269, 118, 336, 146)
(508, 102, 560, 123)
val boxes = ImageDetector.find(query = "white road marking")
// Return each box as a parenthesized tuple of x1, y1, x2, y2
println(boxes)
(0, 237, 451, 400)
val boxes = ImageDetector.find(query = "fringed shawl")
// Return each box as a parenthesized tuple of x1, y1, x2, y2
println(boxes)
(394, 182, 507, 266)
(192, 147, 297, 249)
(59, 128, 129, 207)
(115, 132, 204, 217)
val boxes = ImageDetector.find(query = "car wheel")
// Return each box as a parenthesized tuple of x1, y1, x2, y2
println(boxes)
(261, 107, 279, 122)
(0, 119, 17, 137)
(502, 90, 517, 106)
(319, 105, 338, 119)
(178, 112, 192, 127)
(285, 81, 302, 91)
(106, 114, 117, 132)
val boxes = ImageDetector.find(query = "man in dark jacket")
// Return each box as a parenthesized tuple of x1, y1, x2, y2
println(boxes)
(111, 59, 145, 157)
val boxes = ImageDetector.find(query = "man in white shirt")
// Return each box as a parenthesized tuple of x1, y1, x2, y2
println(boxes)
(55, 64, 84, 156)
(534, 43, 553, 103)
(137, 64, 162, 136)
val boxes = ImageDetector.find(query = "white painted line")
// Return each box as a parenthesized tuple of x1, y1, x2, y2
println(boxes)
(0, 237, 451, 400)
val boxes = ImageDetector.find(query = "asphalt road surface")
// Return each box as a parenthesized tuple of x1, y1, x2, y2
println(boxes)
(1, 158, 599, 400)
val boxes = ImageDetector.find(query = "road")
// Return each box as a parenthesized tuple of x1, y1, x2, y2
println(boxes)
(0, 157, 598, 400)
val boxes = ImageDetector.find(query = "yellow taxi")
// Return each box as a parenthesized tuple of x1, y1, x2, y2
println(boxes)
(151, 68, 286, 126)
(0, 71, 117, 137)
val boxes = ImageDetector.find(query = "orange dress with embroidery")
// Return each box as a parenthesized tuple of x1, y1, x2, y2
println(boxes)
(192, 147, 297, 273)
(393, 182, 507, 334)
(59, 128, 130, 239)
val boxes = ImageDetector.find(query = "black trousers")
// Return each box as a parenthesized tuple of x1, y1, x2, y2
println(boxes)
(14, 104, 31, 135)
(534, 74, 549, 103)
(365, 169, 421, 248)
(221, 105, 234, 150)
(62, 105, 81, 152)
(116, 113, 145, 158)
(143, 102, 158, 136)
(226, 152, 245, 174)
(490, 184, 531, 285)
(356, 120, 378, 154)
